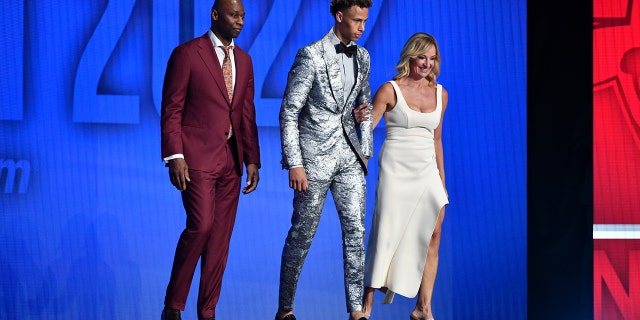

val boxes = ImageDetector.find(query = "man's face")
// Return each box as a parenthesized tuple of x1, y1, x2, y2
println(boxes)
(212, 0, 245, 41)
(335, 5, 369, 43)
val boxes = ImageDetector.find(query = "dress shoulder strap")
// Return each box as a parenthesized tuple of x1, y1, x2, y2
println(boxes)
(436, 84, 443, 109)
(388, 81, 405, 104)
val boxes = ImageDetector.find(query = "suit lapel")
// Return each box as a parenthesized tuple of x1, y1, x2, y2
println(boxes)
(196, 35, 232, 106)
(232, 48, 248, 109)
(321, 34, 345, 112)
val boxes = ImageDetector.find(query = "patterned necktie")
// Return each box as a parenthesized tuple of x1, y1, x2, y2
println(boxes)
(220, 45, 233, 101)
(220, 45, 234, 139)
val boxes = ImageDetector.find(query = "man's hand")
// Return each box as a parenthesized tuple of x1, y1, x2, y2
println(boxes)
(243, 164, 260, 194)
(168, 158, 190, 191)
(289, 167, 308, 192)
(353, 103, 371, 124)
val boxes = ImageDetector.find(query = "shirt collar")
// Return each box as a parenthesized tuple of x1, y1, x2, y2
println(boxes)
(208, 29, 235, 49)
(330, 28, 355, 47)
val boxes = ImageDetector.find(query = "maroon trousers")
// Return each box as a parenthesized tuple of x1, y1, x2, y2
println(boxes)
(164, 141, 240, 319)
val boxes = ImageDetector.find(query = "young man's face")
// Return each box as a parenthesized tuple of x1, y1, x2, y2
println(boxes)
(335, 5, 369, 44)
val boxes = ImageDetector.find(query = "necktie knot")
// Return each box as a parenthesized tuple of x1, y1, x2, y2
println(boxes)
(335, 43, 357, 58)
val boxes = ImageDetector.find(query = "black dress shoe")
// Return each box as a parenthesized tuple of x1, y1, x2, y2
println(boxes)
(275, 314, 296, 320)
(161, 308, 182, 320)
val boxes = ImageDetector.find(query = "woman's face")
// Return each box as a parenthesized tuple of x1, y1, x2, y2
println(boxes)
(410, 46, 437, 78)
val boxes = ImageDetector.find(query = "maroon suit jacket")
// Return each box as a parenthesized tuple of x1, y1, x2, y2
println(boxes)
(161, 34, 260, 174)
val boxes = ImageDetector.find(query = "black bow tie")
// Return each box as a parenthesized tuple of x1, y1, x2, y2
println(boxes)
(335, 43, 357, 58)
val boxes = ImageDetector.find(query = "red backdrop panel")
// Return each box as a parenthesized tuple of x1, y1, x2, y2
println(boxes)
(594, 0, 640, 318)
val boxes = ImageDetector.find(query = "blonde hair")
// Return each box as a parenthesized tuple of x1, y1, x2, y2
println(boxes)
(393, 32, 441, 83)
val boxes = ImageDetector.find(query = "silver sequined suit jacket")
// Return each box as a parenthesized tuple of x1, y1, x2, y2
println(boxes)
(279, 30, 373, 177)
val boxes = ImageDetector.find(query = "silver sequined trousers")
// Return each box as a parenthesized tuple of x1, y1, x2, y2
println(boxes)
(278, 135, 366, 313)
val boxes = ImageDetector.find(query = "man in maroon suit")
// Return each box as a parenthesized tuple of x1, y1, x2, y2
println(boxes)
(159, 0, 260, 319)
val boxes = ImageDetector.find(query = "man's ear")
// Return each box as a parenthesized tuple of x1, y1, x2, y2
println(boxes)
(336, 11, 343, 23)
(211, 9, 219, 21)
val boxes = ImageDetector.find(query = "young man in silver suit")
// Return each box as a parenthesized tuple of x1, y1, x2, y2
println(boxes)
(275, 1, 374, 320)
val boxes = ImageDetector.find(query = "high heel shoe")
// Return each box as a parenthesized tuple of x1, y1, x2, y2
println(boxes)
(275, 314, 296, 320)
(410, 315, 434, 320)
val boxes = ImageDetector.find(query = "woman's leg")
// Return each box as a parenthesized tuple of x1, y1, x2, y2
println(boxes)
(362, 286, 375, 318)
(411, 206, 446, 320)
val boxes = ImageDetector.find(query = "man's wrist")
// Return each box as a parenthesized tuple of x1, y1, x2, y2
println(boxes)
(163, 154, 184, 163)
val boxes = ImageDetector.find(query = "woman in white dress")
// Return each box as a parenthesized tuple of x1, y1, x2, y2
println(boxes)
(361, 33, 449, 320)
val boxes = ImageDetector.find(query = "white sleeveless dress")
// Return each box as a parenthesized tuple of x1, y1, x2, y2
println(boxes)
(364, 81, 449, 301)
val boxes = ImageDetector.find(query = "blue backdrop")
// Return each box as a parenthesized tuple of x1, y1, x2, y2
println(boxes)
(0, 1, 526, 319)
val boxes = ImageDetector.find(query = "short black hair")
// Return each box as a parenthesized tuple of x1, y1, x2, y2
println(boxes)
(329, 0, 373, 16)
